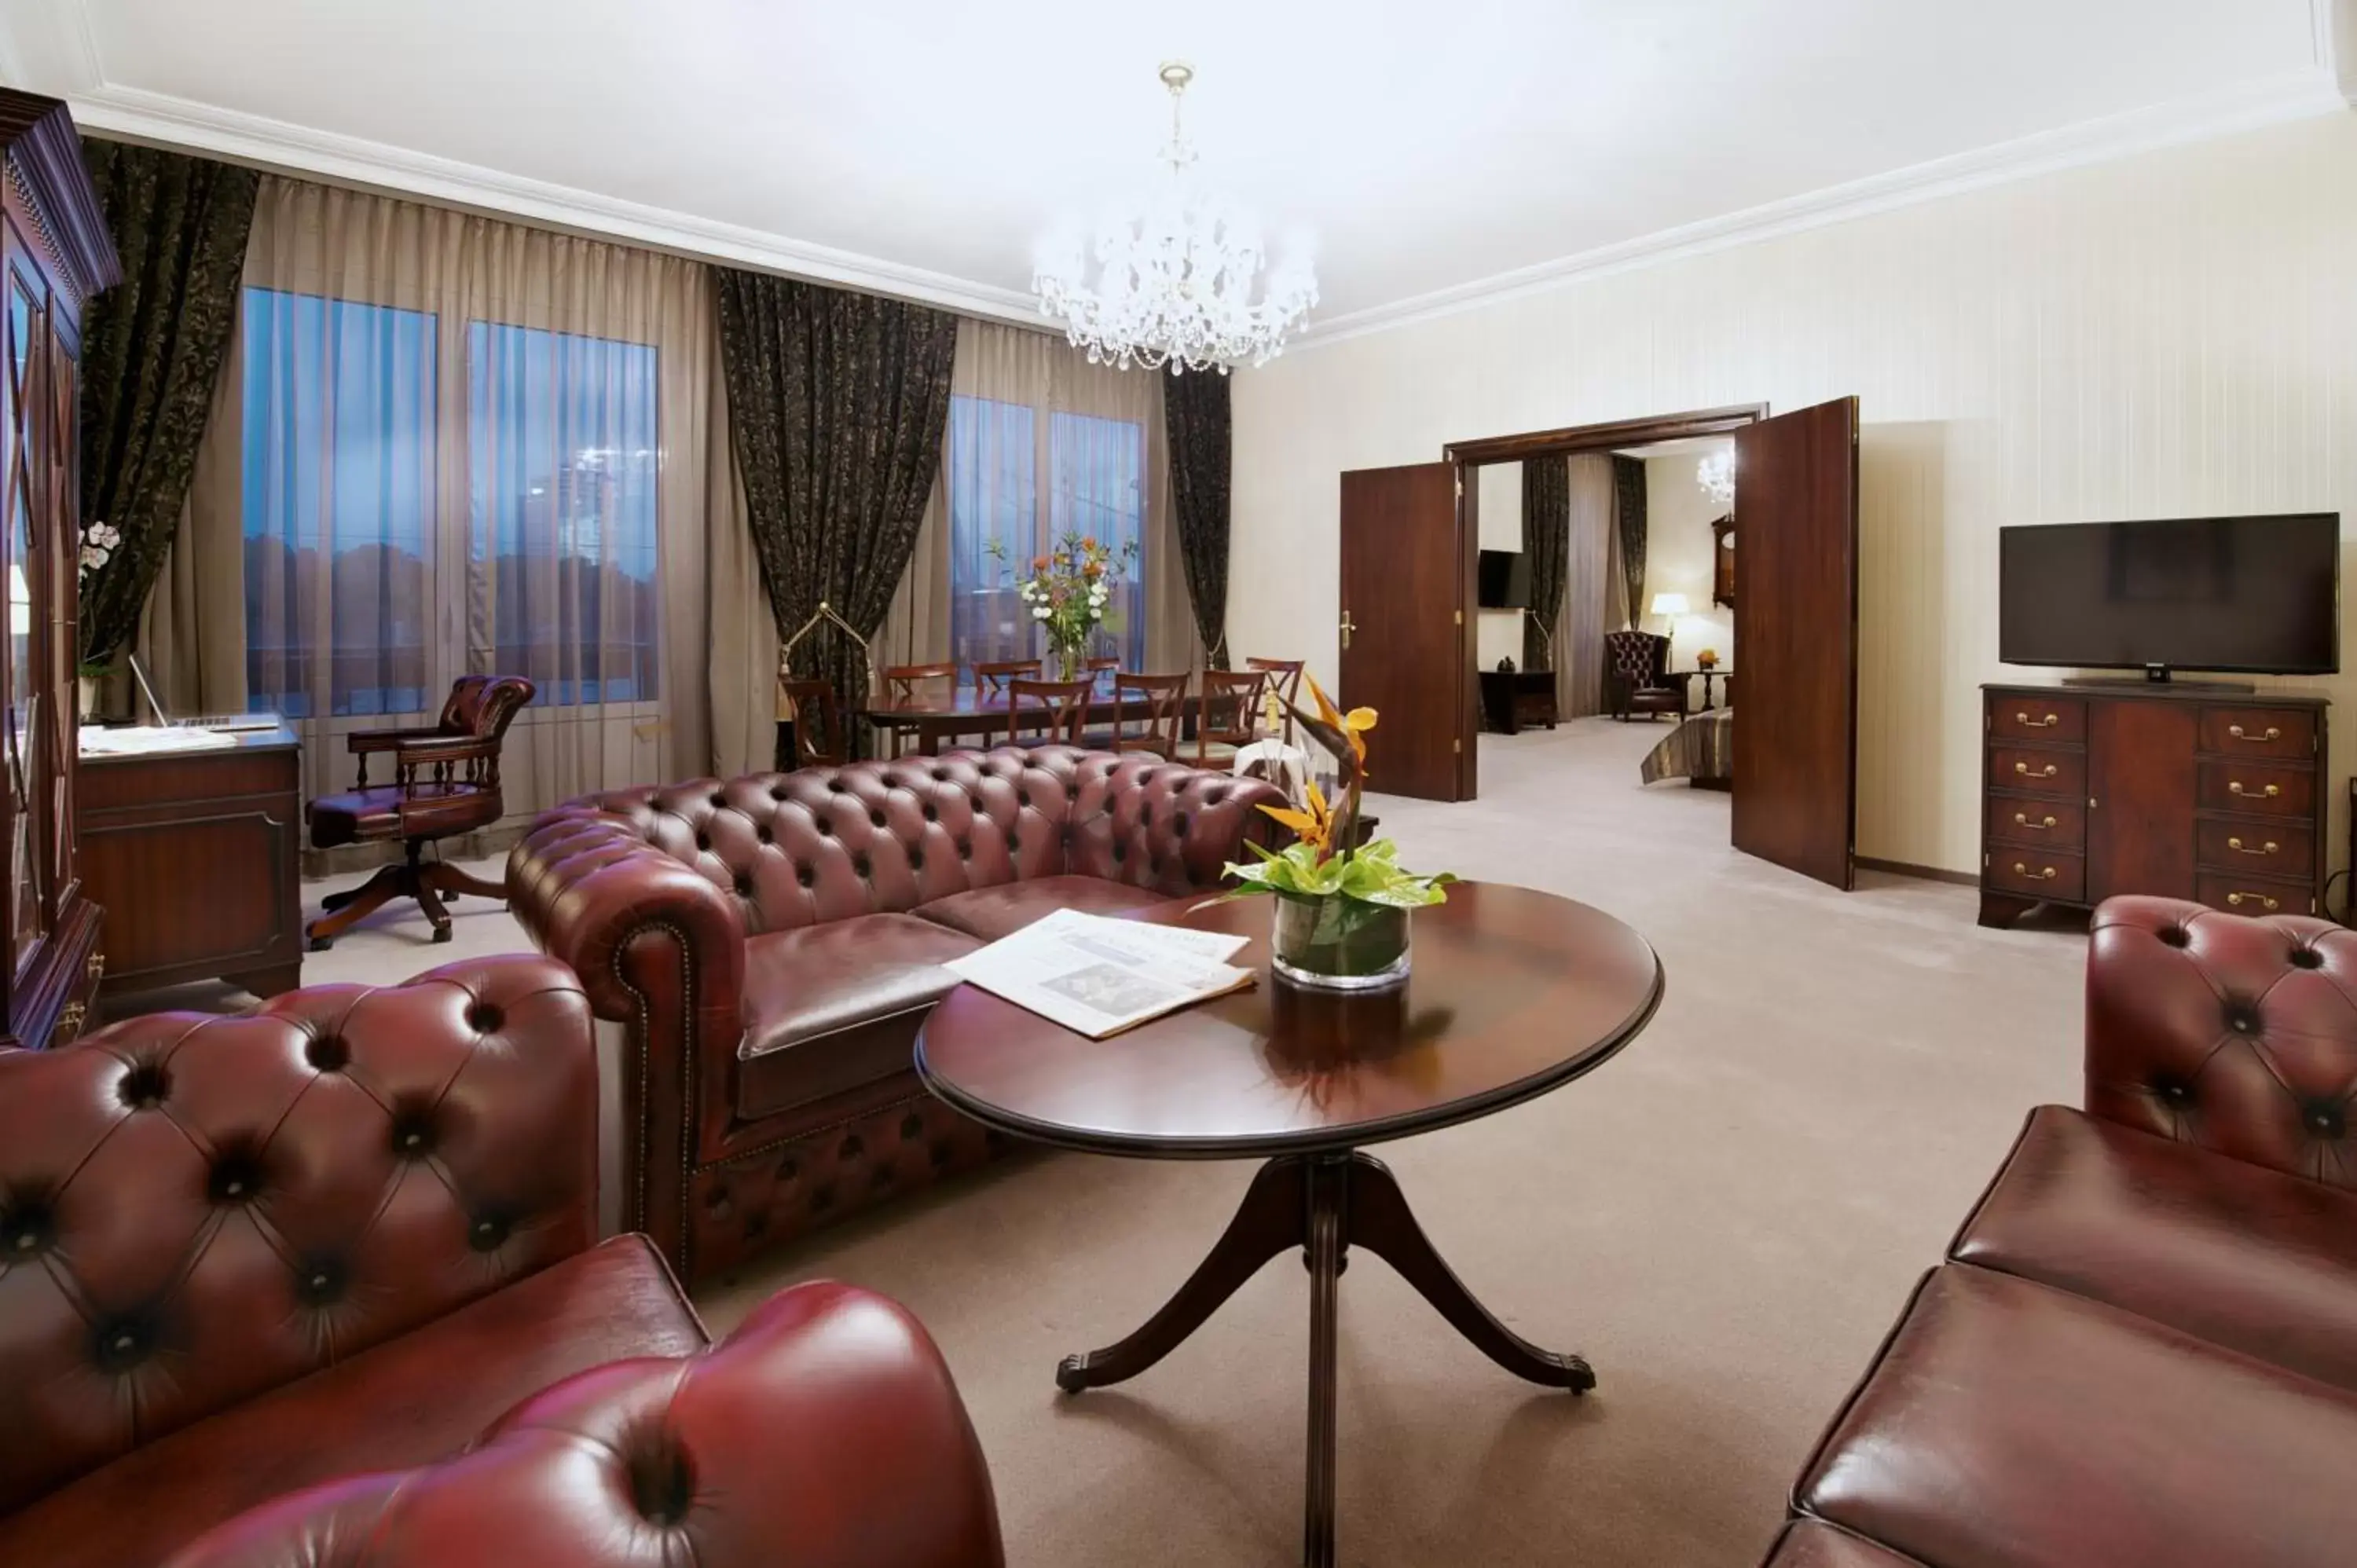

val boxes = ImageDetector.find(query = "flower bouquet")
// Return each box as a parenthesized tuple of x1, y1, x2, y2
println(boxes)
(988, 531, 1139, 680)
(1224, 673, 1454, 989)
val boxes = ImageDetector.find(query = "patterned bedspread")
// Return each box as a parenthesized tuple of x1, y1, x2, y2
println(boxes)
(1640, 708, 1732, 785)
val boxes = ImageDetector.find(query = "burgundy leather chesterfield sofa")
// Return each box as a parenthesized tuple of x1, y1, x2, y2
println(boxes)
(0, 958, 1001, 1568)
(1763, 896, 2357, 1568)
(508, 745, 1282, 1281)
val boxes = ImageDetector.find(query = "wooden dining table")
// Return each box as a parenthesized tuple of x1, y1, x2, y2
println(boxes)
(860, 689, 1193, 756)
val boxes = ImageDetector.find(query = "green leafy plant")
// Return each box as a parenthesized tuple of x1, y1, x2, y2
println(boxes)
(1221, 672, 1455, 908)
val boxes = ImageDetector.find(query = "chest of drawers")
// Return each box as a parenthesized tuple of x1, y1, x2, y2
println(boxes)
(1978, 684, 2329, 927)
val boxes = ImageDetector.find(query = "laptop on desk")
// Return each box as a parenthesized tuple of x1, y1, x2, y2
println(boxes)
(125, 655, 280, 732)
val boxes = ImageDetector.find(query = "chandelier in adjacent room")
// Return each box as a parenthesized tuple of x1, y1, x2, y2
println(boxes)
(1032, 62, 1318, 375)
(1696, 451, 1736, 507)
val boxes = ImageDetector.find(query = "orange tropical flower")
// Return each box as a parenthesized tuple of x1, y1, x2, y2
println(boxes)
(1259, 776, 1334, 855)
(1305, 673, 1377, 768)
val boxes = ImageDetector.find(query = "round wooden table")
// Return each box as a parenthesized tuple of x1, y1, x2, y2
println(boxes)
(916, 881, 1664, 1568)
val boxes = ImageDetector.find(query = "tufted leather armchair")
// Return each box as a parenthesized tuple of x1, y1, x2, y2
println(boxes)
(508, 745, 1285, 1282)
(1761, 896, 2357, 1568)
(0, 957, 1003, 1568)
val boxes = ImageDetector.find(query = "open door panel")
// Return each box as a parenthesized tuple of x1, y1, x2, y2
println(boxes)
(1732, 397, 1860, 889)
(1338, 462, 1469, 801)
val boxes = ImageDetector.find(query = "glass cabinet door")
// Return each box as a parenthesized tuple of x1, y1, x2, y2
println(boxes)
(5, 270, 38, 973)
(43, 319, 71, 910)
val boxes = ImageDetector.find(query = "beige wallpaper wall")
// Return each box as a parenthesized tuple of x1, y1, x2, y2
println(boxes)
(1232, 112, 2357, 878)
(1641, 446, 1736, 681)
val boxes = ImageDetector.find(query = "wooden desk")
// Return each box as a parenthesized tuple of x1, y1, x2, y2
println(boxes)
(79, 726, 304, 1000)
(1478, 670, 1558, 735)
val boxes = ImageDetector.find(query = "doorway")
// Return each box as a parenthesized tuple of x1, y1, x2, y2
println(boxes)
(1336, 400, 1861, 888)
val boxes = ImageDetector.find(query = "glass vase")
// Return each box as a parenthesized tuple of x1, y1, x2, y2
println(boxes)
(1055, 643, 1083, 682)
(1270, 893, 1411, 991)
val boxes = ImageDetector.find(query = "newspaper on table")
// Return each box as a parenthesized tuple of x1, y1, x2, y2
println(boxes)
(944, 907, 1254, 1039)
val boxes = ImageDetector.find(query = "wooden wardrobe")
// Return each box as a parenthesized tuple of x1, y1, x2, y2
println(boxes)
(0, 90, 121, 1048)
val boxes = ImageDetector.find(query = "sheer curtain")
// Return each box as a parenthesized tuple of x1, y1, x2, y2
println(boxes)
(152, 176, 717, 824)
(874, 319, 1196, 683)
(1555, 453, 1616, 717)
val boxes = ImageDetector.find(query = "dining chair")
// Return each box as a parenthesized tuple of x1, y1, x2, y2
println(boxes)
(1007, 676, 1094, 748)
(1092, 671, 1189, 757)
(1083, 655, 1121, 688)
(880, 661, 959, 757)
(973, 658, 1040, 707)
(1245, 657, 1306, 743)
(1193, 669, 1268, 768)
(779, 678, 845, 768)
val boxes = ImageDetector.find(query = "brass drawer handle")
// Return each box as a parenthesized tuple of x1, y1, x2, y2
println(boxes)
(2014, 711, 2060, 728)
(2013, 812, 2058, 830)
(2226, 891, 2281, 911)
(2012, 862, 2058, 881)
(2227, 724, 2282, 742)
(86, 951, 104, 981)
(2227, 781, 2281, 798)
(2226, 837, 2278, 857)
(57, 1001, 84, 1035)
(2014, 761, 2058, 779)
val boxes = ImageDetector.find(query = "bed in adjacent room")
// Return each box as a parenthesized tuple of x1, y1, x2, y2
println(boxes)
(1640, 707, 1732, 789)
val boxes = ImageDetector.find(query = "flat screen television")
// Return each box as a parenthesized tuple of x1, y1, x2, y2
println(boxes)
(1478, 549, 1530, 610)
(1998, 514, 2340, 678)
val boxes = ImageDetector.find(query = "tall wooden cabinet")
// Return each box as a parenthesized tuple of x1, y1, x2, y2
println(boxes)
(0, 92, 119, 1047)
(1980, 683, 2330, 928)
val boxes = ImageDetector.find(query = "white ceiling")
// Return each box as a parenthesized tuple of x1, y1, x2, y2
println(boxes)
(0, 1, 2344, 339)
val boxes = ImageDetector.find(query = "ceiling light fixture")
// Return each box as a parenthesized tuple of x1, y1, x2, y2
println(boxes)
(1032, 62, 1318, 376)
(1696, 452, 1736, 507)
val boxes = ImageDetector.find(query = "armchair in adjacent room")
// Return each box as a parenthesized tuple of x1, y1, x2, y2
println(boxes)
(1603, 630, 1688, 721)
(304, 673, 534, 948)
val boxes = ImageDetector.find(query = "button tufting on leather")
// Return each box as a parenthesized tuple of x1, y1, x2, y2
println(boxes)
(796, 864, 815, 888)
(2157, 924, 2191, 948)
(390, 1112, 437, 1156)
(1017, 790, 1030, 808)
(5, 1201, 53, 1255)
(815, 815, 833, 837)
(695, 832, 712, 852)
(757, 824, 772, 844)
(469, 1214, 511, 1251)
(117, 1062, 170, 1110)
(626, 1438, 698, 1526)
(91, 1313, 155, 1372)
(208, 1151, 264, 1204)
(839, 1133, 863, 1160)
(900, 1111, 924, 1140)
(922, 803, 937, 821)
(2225, 1003, 2260, 1035)
(770, 784, 787, 800)
(295, 1257, 347, 1306)
(708, 792, 726, 809)
(2290, 945, 2325, 969)
(734, 874, 754, 896)
(2156, 1076, 2194, 1106)
(467, 1002, 504, 1032)
(1204, 787, 1226, 806)
(908, 849, 924, 870)
(933, 768, 950, 782)
(2307, 1103, 2348, 1138)
(958, 840, 973, 859)
(305, 1033, 349, 1072)
(828, 779, 847, 793)
(1173, 811, 1189, 836)
(852, 855, 871, 878)
(870, 810, 886, 829)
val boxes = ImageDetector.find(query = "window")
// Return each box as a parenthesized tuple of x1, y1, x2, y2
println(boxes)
(467, 322, 660, 705)
(240, 287, 662, 718)
(945, 394, 1146, 677)
(242, 289, 438, 719)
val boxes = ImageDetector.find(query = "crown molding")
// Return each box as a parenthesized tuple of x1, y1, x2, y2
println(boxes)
(1293, 66, 2350, 351)
(64, 82, 1051, 328)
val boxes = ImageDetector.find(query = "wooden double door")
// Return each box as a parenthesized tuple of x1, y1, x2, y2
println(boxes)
(1334, 397, 1862, 893)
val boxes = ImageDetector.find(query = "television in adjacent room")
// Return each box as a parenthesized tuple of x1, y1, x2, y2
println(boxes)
(1477, 549, 1530, 610)
(1998, 513, 2341, 678)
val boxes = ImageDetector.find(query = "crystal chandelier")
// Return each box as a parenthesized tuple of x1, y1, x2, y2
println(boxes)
(1696, 451, 1736, 507)
(1033, 63, 1318, 375)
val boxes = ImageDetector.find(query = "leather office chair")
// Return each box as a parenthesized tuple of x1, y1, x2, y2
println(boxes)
(1604, 630, 1688, 721)
(305, 674, 534, 948)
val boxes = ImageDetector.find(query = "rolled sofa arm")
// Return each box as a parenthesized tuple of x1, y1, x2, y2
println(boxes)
(163, 1280, 1006, 1568)
(2086, 895, 2357, 1187)
(508, 804, 750, 1266)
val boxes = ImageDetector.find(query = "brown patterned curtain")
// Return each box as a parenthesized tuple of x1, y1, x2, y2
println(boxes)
(1521, 454, 1569, 670)
(1611, 453, 1648, 628)
(1164, 367, 1230, 666)
(716, 271, 957, 755)
(77, 137, 258, 669)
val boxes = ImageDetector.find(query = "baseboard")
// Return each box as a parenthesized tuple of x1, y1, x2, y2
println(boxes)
(1853, 855, 1978, 888)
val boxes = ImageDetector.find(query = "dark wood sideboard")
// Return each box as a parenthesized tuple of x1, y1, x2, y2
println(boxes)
(1979, 683, 2330, 928)
(79, 725, 303, 1002)
(1478, 669, 1558, 735)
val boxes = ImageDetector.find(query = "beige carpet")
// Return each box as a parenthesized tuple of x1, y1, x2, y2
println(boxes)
(134, 719, 2092, 1567)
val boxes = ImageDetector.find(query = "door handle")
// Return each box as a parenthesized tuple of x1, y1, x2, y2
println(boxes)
(2014, 761, 2058, 779)
(1339, 611, 1358, 651)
